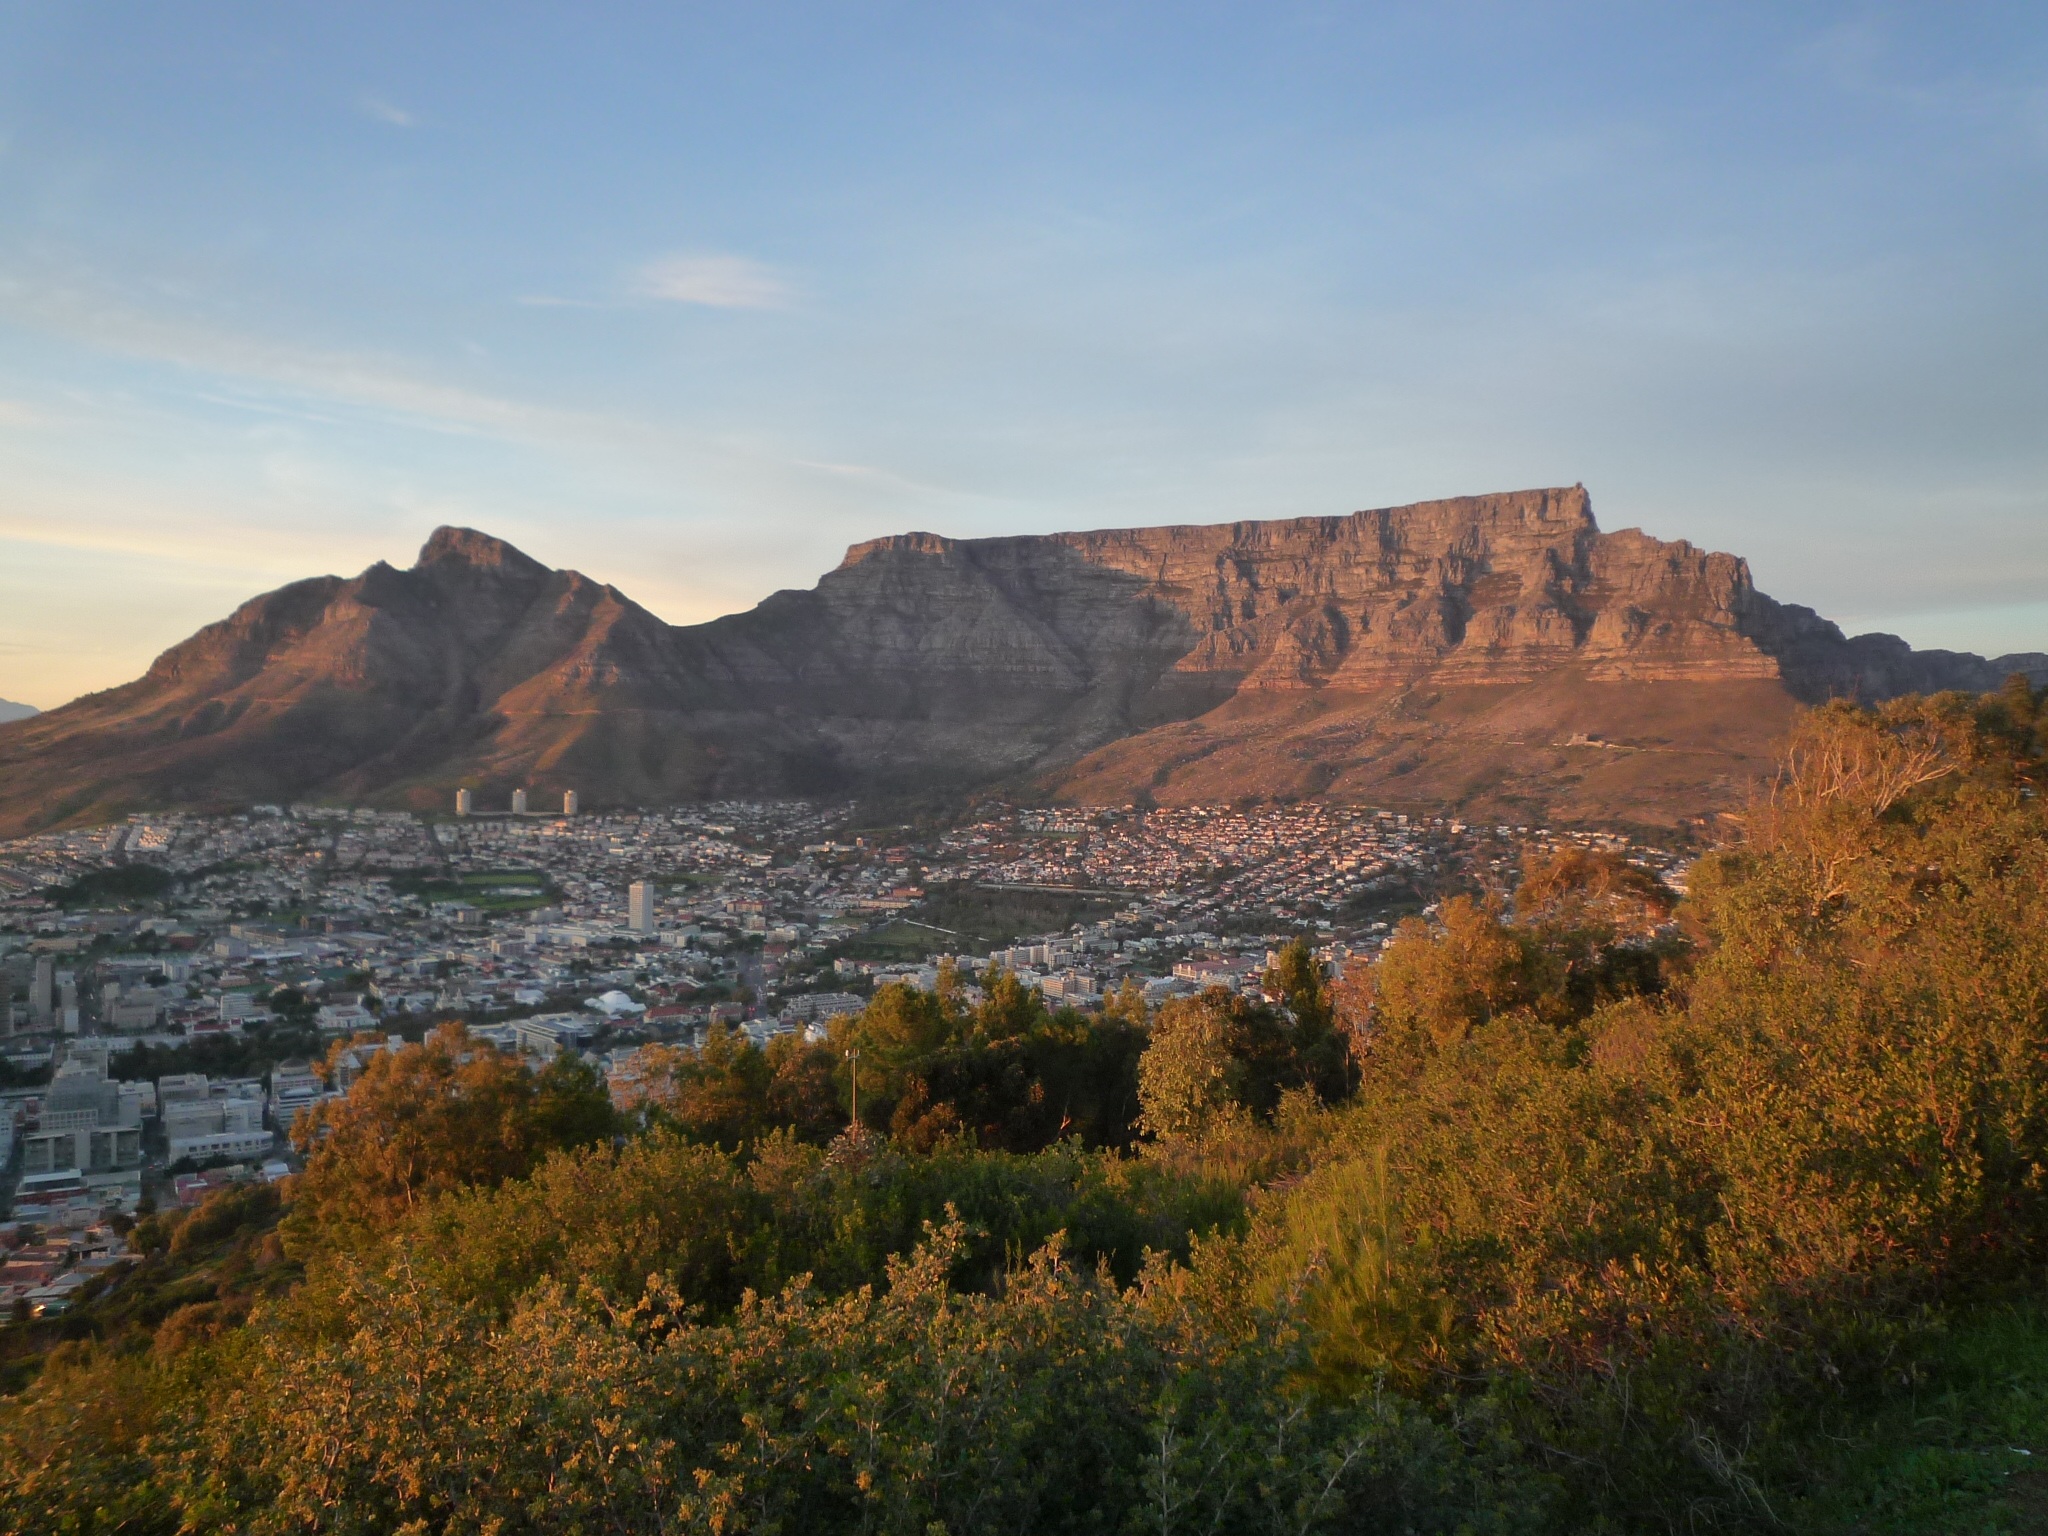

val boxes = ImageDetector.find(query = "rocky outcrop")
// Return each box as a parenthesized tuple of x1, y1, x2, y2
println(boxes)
(845, 487, 2037, 698)
(0, 487, 2037, 835)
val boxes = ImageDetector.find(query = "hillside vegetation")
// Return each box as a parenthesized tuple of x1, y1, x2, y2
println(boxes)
(5, 679, 2047, 1533)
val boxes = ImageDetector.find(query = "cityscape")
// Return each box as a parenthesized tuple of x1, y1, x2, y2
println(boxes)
(0, 788, 1689, 1317)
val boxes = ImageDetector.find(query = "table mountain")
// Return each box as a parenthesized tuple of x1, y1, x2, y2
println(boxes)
(0, 487, 2038, 835)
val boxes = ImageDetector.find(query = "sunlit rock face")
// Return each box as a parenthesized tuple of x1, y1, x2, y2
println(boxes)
(1, 487, 2039, 834)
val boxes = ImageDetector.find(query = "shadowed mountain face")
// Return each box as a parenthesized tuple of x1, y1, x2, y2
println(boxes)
(1, 487, 2040, 835)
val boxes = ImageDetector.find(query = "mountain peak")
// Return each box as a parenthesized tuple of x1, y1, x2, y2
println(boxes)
(415, 526, 548, 576)
(839, 531, 957, 569)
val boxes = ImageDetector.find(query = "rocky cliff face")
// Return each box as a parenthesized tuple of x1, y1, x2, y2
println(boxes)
(0, 487, 2038, 835)
(845, 487, 2037, 698)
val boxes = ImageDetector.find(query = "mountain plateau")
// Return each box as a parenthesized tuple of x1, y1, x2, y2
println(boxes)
(0, 486, 2039, 836)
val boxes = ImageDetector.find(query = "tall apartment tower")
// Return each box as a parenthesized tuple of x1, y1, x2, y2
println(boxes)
(455, 788, 474, 817)
(563, 789, 579, 816)
(31, 955, 55, 1027)
(628, 882, 655, 933)
(511, 788, 529, 815)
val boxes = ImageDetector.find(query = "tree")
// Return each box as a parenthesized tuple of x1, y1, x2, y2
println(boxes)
(1137, 991, 1248, 1146)
(636, 1024, 773, 1148)
(1264, 938, 1333, 1032)
(972, 966, 1042, 1044)
(1339, 897, 1540, 1071)
(1102, 977, 1149, 1030)
(764, 1032, 844, 1142)
(1263, 938, 1354, 1103)
(1513, 846, 1673, 934)
(284, 1022, 615, 1248)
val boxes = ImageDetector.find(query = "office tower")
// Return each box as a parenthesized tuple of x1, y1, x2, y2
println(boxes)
(32, 955, 54, 1026)
(563, 789, 579, 816)
(455, 788, 474, 817)
(628, 882, 655, 933)
(512, 788, 528, 815)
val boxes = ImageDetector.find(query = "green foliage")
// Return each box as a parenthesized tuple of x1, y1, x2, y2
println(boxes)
(390, 867, 559, 912)
(8, 690, 2048, 1532)
(409, 1128, 1243, 1317)
(42, 862, 175, 909)
(1786, 1301, 2048, 1533)
(1262, 692, 2048, 1523)
(634, 975, 1147, 1154)
(102, 1023, 325, 1086)
(855, 880, 1120, 955)
(284, 1022, 617, 1251)
(36, 1219, 1542, 1536)
(1137, 986, 1351, 1152)
(0, 1182, 292, 1402)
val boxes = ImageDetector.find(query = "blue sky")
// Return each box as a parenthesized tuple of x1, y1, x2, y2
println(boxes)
(1, 3, 2044, 708)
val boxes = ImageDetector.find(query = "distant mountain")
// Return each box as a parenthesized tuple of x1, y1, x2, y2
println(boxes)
(0, 699, 36, 724)
(0, 487, 2039, 837)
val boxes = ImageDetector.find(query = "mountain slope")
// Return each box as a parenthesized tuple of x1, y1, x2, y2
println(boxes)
(0, 487, 2038, 836)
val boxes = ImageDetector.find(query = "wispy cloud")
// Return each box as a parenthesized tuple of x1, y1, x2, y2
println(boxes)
(358, 95, 415, 128)
(0, 273, 606, 444)
(635, 253, 791, 310)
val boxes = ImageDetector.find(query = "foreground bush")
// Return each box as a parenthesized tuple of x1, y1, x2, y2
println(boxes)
(3, 1218, 1546, 1535)
(6, 685, 2046, 1532)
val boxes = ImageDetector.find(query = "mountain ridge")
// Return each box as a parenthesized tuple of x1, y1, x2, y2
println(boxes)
(0, 486, 2039, 836)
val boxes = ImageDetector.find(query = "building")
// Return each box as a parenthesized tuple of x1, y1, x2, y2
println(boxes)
(563, 789, 579, 816)
(455, 788, 474, 816)
(22, 1121, 143, 1176)
(512, 788, 529, 815)
(780, 991, 865, 1024)
(513, 1014, 594, 1061)
(1040, 972, 1100, 1002)
(20, 1057, 144, 1176)
(163, 1091, 271, 1163)
(31, 955, 54, 1027)
(268, 1059, 328, 1132)
(315, 999, 377, 1032)
(220, 992, 264, 1025)
(106, 988, 164, 1030)
(628, 881, 655, 933)
(157, 1072, 210, 1110)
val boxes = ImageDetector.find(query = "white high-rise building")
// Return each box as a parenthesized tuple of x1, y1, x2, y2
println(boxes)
(628, 882, 655, 933)
(512, 788, 529, 815)
(563, 789, 579, 816)
(455, 788, 474, 817)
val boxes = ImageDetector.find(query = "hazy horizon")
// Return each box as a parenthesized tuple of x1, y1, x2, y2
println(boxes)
(4, 4, 2045, 709)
